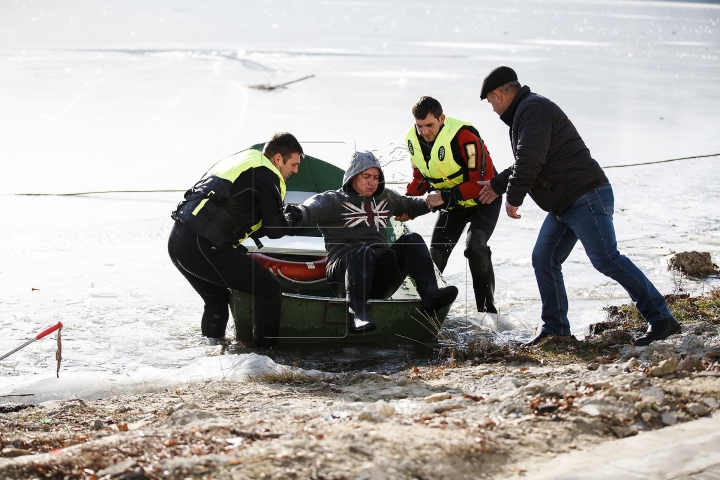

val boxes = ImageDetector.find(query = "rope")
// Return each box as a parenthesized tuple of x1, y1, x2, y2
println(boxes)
(604, 153, 720, 169)
(8, 153, 720, 195)
(384, 152, 720, 183)
(12, 189, 184, 196)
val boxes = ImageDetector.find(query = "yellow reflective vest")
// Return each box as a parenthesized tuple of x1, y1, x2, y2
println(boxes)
(172, 149, 286, 247)
(405, 117, 482, 208)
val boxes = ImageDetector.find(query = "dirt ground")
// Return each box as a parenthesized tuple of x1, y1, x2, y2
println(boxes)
(2, 293, 720, 480)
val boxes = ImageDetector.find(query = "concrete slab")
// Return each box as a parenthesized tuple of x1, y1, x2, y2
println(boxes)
(515, 414, 720, 479)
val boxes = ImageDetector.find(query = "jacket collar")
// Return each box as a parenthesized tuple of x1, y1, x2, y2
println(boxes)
(500, 85, 531, 127)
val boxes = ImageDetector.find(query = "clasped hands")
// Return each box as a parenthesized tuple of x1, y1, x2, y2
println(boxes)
(477, 180, 521, 219)
(395, 183, 521, 221)
(424, 191, 444, 210)
(393, 191, 445, 222)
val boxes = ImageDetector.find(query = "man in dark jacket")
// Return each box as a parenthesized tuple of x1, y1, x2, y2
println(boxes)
(168, 133, 302, 348)
(477, 66, 680, 347)
(286, 151, 458, 334)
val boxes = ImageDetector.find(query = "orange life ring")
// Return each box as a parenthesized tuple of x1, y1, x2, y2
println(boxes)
(249, 252, 327, 282)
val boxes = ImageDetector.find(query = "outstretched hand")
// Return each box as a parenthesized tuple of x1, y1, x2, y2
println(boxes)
(477, 180, 499, 204)
(506, 201, 521, 219)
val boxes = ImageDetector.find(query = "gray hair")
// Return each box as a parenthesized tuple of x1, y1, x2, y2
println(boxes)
(498, 81, 521, 96)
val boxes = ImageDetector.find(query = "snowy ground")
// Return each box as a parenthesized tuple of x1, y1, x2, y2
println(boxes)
(1, 0, 719, 399)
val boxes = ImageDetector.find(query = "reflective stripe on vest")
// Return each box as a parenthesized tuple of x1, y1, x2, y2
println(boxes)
(196, 149, 286, 244)
(405, 117, 478, 208)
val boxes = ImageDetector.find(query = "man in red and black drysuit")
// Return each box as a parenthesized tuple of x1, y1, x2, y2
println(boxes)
(404, 96, 502, 313)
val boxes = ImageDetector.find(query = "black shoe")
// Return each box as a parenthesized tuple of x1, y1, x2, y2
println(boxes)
(253, 331, 279, 349)
(421, 286, 459, 313)
(479, 304, 498, 315)
(522, 331, 569, 347)
(348, 315, 377, 334)
(633, 317, 681, 346)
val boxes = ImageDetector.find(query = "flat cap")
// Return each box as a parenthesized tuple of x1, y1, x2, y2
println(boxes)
(480, 66, 518, 99)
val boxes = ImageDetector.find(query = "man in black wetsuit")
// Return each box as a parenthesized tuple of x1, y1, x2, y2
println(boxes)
(168, 133, 303, 348)
(404, 96, 502, 314)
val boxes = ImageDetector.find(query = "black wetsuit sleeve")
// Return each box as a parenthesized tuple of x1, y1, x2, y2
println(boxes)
(253, 168, 292, 239)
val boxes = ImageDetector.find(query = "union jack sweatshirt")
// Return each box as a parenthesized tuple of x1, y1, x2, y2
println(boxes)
(292, 186, 429, 266)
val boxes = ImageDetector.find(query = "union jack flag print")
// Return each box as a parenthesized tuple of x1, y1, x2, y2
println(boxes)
(341, 200, 390, 231)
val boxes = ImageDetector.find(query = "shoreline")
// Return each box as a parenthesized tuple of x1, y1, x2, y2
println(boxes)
(2, 292, 720, 479)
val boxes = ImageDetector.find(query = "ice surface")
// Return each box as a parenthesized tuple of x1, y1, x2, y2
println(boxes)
(0, 0, 719, 400)
(5, 354, 287, 404)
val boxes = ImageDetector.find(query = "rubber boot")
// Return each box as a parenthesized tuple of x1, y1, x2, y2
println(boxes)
(201, 296, 229, 338)
(407, 241, 458, 314)
(421, 285, 459, 314)
(345, 247, 377, 334)
(465, 229, 497, 314)
(252, 276, 282, 349)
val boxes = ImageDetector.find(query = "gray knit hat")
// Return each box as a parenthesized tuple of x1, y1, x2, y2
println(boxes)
(342, 150, 385, 196)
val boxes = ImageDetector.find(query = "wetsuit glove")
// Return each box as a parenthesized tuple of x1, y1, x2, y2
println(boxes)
(432, 190, 458, 212)
(283, 204, 304, 227)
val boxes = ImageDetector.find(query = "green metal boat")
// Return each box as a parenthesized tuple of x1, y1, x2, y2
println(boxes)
(230, 145, 452, 344)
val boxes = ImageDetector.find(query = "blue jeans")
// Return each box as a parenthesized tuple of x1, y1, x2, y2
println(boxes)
(532, 183, 672, 335)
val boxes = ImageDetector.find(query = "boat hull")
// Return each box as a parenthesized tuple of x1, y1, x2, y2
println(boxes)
(230, 290, 450, 344)
(229, 147, 452, 345)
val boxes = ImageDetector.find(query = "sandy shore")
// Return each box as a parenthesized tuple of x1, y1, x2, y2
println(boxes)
(2, 306, 720, 479)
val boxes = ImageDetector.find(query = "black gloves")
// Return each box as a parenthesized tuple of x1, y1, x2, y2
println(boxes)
(283, 204, 304, 226)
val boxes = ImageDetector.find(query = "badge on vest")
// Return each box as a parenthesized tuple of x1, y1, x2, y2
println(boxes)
(438, 146, 445, 161)
(465, 143, 477, 169)
(407, 139, 414, 156)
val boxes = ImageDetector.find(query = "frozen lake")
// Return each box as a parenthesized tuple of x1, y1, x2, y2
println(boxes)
(1, 0, 719, 400)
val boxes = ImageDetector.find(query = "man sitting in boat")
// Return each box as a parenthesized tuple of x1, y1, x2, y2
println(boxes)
(285, 151, 459, 334)
(169, 133, 303, 348)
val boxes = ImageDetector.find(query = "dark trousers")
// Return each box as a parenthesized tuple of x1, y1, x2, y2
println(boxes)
(430, 201, 501, 270)
(326, 232, 437, 300)
(430, 198, 502, 312)
(532, 183, 672, 335)
(167, 222, 281, 347)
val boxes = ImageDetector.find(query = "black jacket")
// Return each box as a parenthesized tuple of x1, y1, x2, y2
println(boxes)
(231, 167, 293, 240)
(172, 166, 291, 248)
(490, 86, 608, 215)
